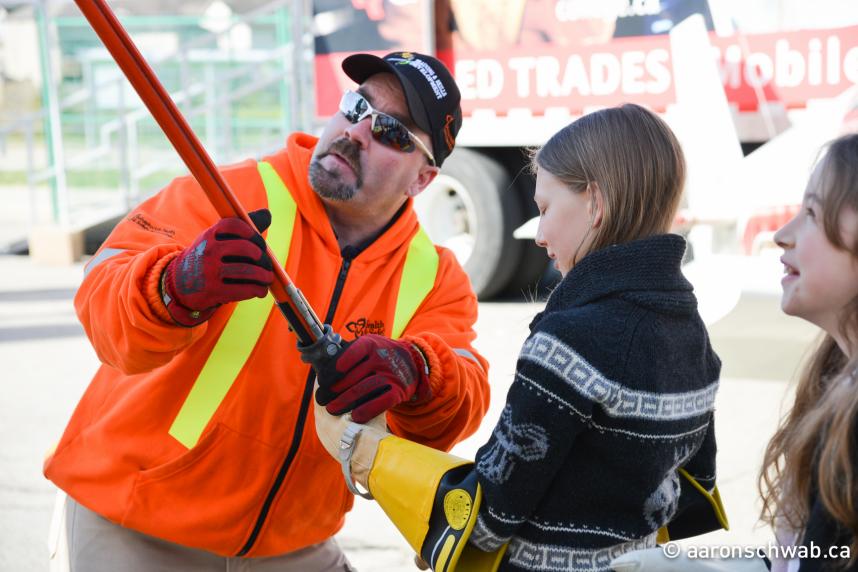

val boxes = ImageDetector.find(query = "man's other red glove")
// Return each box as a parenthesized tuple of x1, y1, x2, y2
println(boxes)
(161, 209, 274, 326)
(317, 335, 432, 423)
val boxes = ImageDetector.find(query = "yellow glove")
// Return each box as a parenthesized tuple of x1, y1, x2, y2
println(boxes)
(314, 400, 503, 571)
(313, 399, 388, 495)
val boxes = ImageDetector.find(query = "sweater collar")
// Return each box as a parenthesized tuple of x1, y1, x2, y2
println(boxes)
(545, 234, 695, 314)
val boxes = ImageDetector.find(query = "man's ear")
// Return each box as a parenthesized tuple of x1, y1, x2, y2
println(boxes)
(589, 184, 604, 229)
(405, 165, 440, 198)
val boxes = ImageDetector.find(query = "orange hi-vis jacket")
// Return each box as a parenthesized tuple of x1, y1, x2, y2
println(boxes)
(44, 133, 490, 557)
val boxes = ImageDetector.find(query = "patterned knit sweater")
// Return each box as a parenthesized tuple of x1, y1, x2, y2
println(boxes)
(469, 234, 721, 572)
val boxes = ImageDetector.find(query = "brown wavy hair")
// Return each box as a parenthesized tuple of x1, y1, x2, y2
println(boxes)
(759, 133, 858, 564)
(533, 103, 685, 262)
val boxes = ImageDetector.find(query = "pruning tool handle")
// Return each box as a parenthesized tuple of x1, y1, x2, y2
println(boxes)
(299, 325, 346, 369)
(74, 0, 325, 345)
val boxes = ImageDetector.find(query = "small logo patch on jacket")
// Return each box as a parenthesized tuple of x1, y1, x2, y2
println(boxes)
(345, 318, 385, 339)
(128, 214, 176, 238)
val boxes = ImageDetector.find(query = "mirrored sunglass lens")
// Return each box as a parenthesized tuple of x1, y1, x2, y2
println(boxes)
(372, 115, 415, 152)
(341, 92, 367, 123)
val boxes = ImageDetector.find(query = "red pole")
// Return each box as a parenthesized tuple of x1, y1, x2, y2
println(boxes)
(74, 0, 324, 345)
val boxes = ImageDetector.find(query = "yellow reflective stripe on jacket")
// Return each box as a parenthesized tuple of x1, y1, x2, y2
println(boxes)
(391, 227, 439, 340)
(168, 161, 296, 448)
(84, 247, 126, 277)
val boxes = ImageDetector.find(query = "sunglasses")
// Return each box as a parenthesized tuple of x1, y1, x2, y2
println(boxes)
(339, 90, 436, 166)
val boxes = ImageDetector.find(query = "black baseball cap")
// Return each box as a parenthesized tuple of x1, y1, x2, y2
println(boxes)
(342, 51, 462, 167)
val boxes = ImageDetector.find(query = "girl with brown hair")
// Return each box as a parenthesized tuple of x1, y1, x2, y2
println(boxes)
(759, 132, 858, 571)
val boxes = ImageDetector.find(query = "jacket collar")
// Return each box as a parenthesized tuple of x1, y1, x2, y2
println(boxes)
(265, 133, 421, 263)
(545, 234, 695, 313)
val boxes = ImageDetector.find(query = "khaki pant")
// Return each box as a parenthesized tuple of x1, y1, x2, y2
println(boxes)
(50, 492, 355, 572)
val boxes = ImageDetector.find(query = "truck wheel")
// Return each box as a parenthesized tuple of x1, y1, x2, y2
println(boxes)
(414, 148, 520, 299)
(500, 174, 552, 299)
(503, 239, 552, 299)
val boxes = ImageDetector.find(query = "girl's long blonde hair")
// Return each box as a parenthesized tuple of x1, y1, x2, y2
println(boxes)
(759, 133, 858, 562)
(532, 103, 685, 261)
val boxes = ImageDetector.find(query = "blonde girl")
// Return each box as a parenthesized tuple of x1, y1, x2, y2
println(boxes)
(460, 103, 723, 571)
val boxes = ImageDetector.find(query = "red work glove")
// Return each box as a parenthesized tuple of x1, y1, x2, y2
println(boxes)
(316, 335, 432, 423)
(161, 209, 273, 326)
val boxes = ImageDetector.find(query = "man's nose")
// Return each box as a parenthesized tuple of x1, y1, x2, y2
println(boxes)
(343, 116, 372, 150)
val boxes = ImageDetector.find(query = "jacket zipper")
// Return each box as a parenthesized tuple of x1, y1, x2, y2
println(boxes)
(237, 254, 354, 556)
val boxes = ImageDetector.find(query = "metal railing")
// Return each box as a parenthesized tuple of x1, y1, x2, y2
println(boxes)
(0, 0, 313, 237)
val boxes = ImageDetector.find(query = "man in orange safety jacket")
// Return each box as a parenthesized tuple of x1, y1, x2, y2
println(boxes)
(44, 51, 490, 571)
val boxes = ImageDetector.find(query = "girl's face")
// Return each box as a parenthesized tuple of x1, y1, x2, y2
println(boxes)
(533, 168, 598, 277)
(774, 162, 858, 340)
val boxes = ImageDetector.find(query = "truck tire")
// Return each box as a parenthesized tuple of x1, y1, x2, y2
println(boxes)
(414, 148, 521, 299)
(503, 239, 553, 299)
(500, 172, 552, 299)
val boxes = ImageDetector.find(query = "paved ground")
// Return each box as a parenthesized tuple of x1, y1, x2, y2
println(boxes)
(0, 252, 818, 571)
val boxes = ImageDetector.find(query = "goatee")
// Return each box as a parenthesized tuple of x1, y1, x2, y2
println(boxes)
(309, 138, 363, 201)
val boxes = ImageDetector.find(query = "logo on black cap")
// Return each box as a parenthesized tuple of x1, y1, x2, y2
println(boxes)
(387, 54, 449, 100)
(443, 115, 455, 152)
